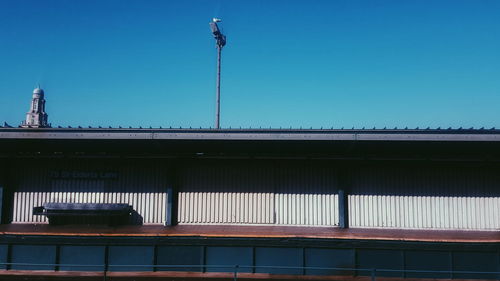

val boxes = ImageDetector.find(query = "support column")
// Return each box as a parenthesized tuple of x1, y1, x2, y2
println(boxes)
(0, 162, 5, 224)
(165, 187, 173, 226)
(0, 159, 14, 224)
(338, 189, 349, 228)
(165, 164, 179, 226)
(338, 168, 351, 229)
(0, 186, 3, 224)
(166, 186, 179, 226)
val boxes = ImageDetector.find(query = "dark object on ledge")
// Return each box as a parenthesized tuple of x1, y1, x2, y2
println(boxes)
(33, 203, 133, 225)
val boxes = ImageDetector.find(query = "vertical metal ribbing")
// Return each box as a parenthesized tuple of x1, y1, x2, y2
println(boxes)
(348, 165, 500, 230)
(11, 159, 169, 224)
(178, 191, 340, 226)
(177, 191, 341, 226)
(348, 195, 500, 230)
(177, 161, 339, 226)
(178, 192, 275, 224)
(13, 191, 167, 224)
(273, 193, 338, 226)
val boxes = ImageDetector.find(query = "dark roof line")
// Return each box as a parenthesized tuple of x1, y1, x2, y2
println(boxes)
(1, 126, 500, 142)
(0, 124, 498, 133)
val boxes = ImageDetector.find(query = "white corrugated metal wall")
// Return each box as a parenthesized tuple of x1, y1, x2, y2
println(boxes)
(12, 192, 166, 224)
(11, 159, 168, 224)
(348, 165, 500, 230)
(11, 159, 500, 230)
(178, 192, 275, 224)
(275, 193, 338, 225)
(178, 161, 340, 226)
(349, 195, 500, 229)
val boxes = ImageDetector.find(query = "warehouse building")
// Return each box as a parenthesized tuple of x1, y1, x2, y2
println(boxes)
(0, 125, 500, 280)
(0, 87, 500, 280)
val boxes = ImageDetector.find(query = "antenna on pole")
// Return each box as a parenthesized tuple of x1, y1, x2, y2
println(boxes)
(209, 18, 226, 129)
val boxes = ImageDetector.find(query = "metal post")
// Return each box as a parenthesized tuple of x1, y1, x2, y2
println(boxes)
(371, 268, 376, 281)
(339, 189, 349, 228)
(215, 45, 221, 129)
(166, 164, 179, 226)
(210, 19, 225, 129)
(103, 245, 109, 281)
(165, 187, 173, 226)
(0, 186, 3, 224)
(54, 245, 60, 272)
(233, 265, 239, 281)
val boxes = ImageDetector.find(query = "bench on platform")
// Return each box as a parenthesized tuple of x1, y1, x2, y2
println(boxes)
(33, 203, 133, 225)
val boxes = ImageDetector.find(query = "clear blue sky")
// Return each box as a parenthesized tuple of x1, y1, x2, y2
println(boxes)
(1, 0, 499, 128)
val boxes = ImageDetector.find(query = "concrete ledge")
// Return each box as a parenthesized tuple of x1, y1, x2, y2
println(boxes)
(0, 270, 492, 281)
(1, 224, 500, 243)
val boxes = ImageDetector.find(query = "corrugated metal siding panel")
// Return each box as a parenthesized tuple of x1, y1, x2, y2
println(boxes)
(178, 161, 274, 224)
(275, 194, 338, 226)
(178, 192, 338, 226)
(178, 161, 276, 193)
(349, 195, 500, 230)
(348, 165, 500, 230)
(12, 192, 166, 224)
(178, 192, 274, 224)
(274, 163, 339, 226)
(178, 161, 339, 226)
(11, 159, 169, 225)
(350, 165, 500, 197)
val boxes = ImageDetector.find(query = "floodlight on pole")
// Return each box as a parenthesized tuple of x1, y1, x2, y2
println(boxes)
(209, 18, 226, 129)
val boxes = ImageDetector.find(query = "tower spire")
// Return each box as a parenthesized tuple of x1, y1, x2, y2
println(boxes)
(21, 86, 49, 128)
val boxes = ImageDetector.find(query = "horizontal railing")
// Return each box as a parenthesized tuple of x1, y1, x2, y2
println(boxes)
(1, 263, 499, 280)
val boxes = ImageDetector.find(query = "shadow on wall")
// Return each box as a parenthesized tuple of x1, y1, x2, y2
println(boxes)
(130, 210, 144, 225)
(178, 160, 500, 197)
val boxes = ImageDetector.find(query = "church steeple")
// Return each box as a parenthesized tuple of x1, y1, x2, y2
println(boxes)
(21, 87, 49, 128)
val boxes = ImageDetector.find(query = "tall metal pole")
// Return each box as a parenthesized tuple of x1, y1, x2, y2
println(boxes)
(210, 18, 225, 129)
(215, 45, 221, 129)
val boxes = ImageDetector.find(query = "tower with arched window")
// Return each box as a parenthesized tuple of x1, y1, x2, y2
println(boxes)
(21, 87, 49, 128)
